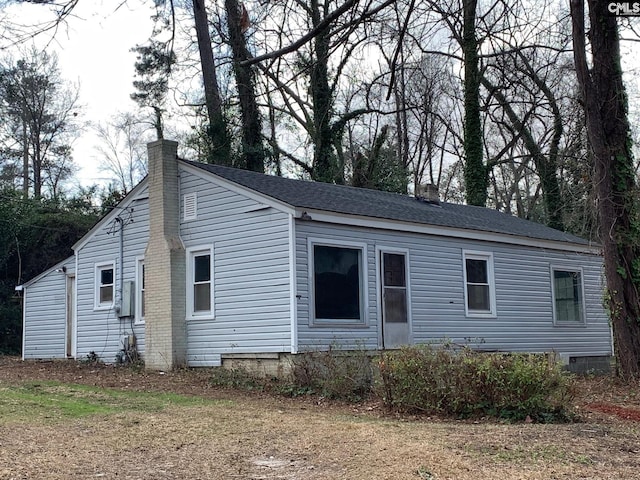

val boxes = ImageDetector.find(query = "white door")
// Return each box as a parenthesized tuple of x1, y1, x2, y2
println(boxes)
(381, 252, 409, 348)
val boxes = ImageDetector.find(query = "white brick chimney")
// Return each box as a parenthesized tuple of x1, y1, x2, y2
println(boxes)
(144, 140, 186, 370)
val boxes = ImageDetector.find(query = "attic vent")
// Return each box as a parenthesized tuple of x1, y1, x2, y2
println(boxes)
(184, 192, 197, 221)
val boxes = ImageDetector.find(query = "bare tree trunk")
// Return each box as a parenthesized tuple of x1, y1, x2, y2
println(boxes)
(267, 94, 282, 176)
(22, 114, 28, 199)
(33, 136, 42, 198)
(309, 0, 339, 184)
(153, 106, 164, 140)
(193, 0, 231, 165)
(225, 0, 264, 173)
(571, 0, 640, 379)
(462, 0, 486, 206)
(481, 76, 564, 231)
(352, 125, 389, 189)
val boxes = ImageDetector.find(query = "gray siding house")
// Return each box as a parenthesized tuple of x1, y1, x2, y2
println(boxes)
(21, 140, 612, 372)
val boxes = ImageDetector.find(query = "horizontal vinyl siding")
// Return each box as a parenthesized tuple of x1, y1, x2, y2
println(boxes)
(180, 170, 291, 365)
(22, 258, 75, 359)
(75, 194, 148, 362)
(296, 221, 611, 357)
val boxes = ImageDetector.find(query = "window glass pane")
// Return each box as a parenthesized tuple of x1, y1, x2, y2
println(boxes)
(194, 254, 211, 282)
(141, 290, 145, 317)
(98, 266, 114, 305)
(553, 270, 582, 322)
(467, 284, 490, 311)
(314, 245, 361, 320)
(194, 283, 211, 312)
(465, 259, 487, 284)
(100, 285, 113, 304)
(384, 287, 407, 323)
(101, 268, 113, 286)
(383, 253, 406, 287)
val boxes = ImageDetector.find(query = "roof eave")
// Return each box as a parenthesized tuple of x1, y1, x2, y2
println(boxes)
(21, 255, 75, 289)
(179, 161, 297, 215)
(72, 178, 149, 252)
(295, 208, 601, 254)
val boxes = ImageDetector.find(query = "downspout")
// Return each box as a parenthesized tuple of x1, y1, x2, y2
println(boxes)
(288, 213, 298, 354)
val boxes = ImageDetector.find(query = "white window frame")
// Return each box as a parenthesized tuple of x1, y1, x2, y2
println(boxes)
(308, 237, 368, 327)
(183, 192, 197, 221)
(186, 245, 214, 320)
(462, 250, 497, 318)
(550, 265, 586, 326)
(135, 256, 145, 325)
(94, 261, 116, 311)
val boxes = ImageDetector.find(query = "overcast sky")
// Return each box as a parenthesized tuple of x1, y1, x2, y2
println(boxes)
(4, 1, 156, 188)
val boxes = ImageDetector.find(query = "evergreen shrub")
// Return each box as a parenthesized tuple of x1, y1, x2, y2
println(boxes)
(377, 345, 573, 421)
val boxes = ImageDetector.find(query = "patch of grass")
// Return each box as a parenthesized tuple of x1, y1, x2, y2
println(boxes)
(573, 453, 594, 465)
(464, 442, 579, 466)
(493, 445, 566, 463)
(0, 381, 223, 423)
(416, 465, 435, 479)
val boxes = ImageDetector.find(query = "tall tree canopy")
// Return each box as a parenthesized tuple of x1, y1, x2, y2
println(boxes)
(0, 49, 80, 199)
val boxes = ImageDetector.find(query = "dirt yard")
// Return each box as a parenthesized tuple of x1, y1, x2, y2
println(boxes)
(1, 356, 639, 480)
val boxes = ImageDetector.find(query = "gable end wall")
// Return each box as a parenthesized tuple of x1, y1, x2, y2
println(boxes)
(22, 257, 76, 359)
(179, 167, 292, 365)
(74, 193, 149, 363)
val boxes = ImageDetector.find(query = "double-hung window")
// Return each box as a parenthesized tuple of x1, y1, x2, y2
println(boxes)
(309, 239, 367, 326)
(462, 250, 496, 317)
(551, 267, 585, 325)
(187, 246, 214, 319)
(95, 262, 115, 310)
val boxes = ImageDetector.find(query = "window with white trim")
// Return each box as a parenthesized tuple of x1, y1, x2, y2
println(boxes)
(135, 258, 145, 324)
(187, 246, 214, 319)
(551, 267, 585, 324)
(310, 240, 366, 326)
(95, 262, 115, 310)
(462, 251, 496, 316)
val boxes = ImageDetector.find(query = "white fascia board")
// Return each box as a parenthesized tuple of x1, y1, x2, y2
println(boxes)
(296, 209, 601, 255)
(131, 183, 149, 200)
(72, 178, 150, 252)
(21, 288, 26, 360)
(179, 162, 296, 216)
(21, 255, 75, 288)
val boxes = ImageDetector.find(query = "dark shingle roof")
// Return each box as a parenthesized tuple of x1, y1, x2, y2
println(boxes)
(185, 160, 590, 246)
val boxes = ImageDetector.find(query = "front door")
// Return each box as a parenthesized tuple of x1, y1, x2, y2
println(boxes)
(380, 251, 409, 348)
(66, 275, 76, 358)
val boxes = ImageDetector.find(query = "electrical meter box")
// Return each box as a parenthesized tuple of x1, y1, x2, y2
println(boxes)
(118, 281, 134, 318)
